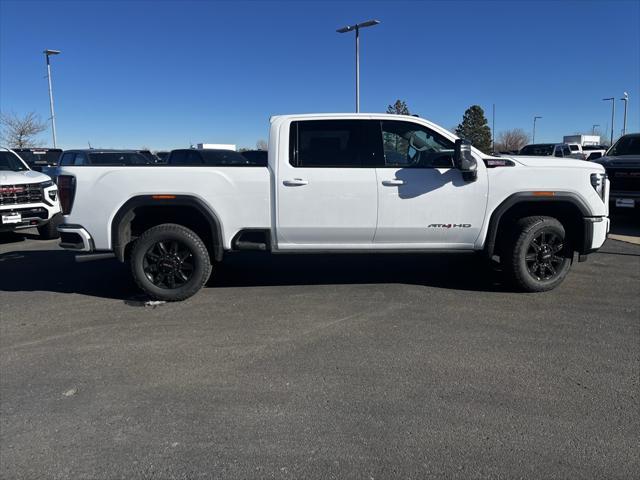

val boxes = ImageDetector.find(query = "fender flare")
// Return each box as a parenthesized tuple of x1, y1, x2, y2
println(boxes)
(484, 192, 591, 258)
(110, 195, 224, 262)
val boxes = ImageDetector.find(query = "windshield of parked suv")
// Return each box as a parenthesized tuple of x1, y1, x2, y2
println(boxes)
(519, 144, 554, 156)
(607, 135, 640, 156)
(0, 151, 28, 171)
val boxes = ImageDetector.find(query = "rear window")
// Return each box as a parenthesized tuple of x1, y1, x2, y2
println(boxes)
(14, 149, 62, 166)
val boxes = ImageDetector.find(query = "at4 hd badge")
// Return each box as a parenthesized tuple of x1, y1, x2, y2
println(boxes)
(428, 224, 472, 228)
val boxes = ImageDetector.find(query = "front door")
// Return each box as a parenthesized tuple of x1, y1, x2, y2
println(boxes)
(276, 119, 379, 249)
(374, 120, 488, 248)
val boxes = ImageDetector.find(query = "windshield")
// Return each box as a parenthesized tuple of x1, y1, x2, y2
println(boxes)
(607, 135, 640, 156)
(0, 151, 28, 171)
(519, 144, 554, 156)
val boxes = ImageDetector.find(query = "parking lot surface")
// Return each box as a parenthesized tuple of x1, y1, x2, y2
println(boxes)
(1, 225, 639, 478)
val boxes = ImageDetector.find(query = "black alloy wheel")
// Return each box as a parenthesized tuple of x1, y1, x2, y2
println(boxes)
(524, 230, 565, 281)
(143, 239, 195, 289)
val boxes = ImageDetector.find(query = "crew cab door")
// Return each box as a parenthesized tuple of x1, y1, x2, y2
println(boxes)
(373, 120, 488, 248)
(276, 119, 379, 249)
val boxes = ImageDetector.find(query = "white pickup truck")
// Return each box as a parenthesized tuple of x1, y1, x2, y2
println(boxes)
(56, 114, 610, 300)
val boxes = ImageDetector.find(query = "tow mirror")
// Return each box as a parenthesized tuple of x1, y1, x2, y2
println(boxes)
(454, 139, 477, 182)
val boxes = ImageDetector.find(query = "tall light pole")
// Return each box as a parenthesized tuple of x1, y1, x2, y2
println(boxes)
(44, 49, 61, 147)
(602, 97, 615, 146)
(620, 92, 628, 136)
(592, 124, 600, 135)
(532, 116, 542, 143)
(336, 19, 380, 113)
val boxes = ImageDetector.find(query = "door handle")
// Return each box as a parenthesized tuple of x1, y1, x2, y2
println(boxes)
(283, 178, 309, 186)
(382, 179, 405, 186)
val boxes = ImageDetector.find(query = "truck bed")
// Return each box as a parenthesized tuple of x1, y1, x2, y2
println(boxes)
(57, 166, 271, 250)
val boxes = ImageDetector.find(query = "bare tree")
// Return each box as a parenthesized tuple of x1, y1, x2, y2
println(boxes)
(256, 139, 268, 151)
(0, 111, 48, 148)
(494, 128, 530, 152)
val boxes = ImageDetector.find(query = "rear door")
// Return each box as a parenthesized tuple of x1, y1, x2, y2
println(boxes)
(276, 119, 379, 249)
(373, 120, 488, 248)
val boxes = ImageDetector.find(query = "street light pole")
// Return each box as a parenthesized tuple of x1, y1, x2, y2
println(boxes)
(44, 49, 61, 147)
(602, 97, 615, 146)
(337, 19, 380, 113)
(620, 92, 628, 136)
(532, 116, 542, 143)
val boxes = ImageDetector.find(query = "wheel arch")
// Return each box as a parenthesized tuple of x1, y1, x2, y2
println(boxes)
(110, 195, 224, 263)
(484, 192, 592, 258)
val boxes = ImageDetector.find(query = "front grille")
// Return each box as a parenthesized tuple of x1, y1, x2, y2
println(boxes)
(606, 169, 640, 192)
(0, 183, 44, 206)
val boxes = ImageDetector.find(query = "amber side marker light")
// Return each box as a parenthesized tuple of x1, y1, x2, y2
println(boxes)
(152, 195, 176, 200)
(532, 191, 555, 197)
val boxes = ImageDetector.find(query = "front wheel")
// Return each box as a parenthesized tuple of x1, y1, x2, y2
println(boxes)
(502, 216, 572, 292)
(130, 223, 212, 301)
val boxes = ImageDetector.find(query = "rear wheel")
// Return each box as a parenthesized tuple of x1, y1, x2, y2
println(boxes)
(502, 216, 572, 292)
(37, 213, 61, 240)
(130, 223, 212, 301)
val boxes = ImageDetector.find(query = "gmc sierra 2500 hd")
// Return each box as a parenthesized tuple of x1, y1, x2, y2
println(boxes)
(56, 114, 610, 300)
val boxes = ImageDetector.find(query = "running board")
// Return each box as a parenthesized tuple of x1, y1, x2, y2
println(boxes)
(234, 241, 267, 251)
(75, 252, 116, 263)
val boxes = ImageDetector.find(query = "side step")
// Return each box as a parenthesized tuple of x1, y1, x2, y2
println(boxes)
(232, 229, 271, 251)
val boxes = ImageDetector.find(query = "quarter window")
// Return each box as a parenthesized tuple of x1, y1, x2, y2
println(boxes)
(380, 121, 454, 168)
(59, 152, 75, 166)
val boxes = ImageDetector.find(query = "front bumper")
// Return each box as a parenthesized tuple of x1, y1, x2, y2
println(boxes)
(0, 206, 57, 232)
(582, 216, 610, 254)
(58, 224, 94, 252)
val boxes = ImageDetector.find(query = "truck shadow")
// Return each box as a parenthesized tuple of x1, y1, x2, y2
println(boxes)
(0, 249, 505, 302)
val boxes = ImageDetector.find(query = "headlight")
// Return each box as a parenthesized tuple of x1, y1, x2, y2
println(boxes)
(40, 180, 54, 188)
(590, 173, 607, 201)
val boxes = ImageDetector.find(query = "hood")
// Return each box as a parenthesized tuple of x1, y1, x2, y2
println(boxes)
(0, 169, 52, 185)
(504, 155, 603, 170)
(594, 155, 640, 168)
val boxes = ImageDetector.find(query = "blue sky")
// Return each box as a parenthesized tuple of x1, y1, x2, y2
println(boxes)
(1, 0, 638, 150)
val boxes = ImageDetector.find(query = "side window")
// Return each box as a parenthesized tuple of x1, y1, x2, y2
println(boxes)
(290, 120, 365, 167)
(59, 153, 75, 166)
(562, 146, 571, 156)
(554, 147, 563, 157)
(380, 121, 454, 168)
(186, 150, 204, 165)
(74, 152, 88, 165)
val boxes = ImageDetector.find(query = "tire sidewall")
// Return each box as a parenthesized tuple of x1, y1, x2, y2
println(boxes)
(131, 227, 210, 301)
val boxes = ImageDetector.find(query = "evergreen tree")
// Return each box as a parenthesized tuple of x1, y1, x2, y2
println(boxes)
(386, 100, 410, 115)
(455, 105, 492, 154)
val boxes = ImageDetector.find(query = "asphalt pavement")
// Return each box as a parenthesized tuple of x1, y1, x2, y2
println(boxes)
(1, 221, 639, 479)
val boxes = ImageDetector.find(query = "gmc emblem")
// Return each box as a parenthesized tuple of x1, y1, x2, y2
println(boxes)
(0, 186, 25, 194)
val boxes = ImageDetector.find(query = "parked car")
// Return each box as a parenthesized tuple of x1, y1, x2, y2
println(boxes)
(567, 143, 588, 160)
(239, 150, 268, 166)
(0, 147, 62, 238)
(56, 113, 609, 300)
(167, 149, 256, 166)
(594, 133, 640, 210)
(155, 151, 170, 164)
(582, 145, 609, 161)
(12, 148, 62, 171)
(58, 149, 153, 166)
(518, 143, 577, 158)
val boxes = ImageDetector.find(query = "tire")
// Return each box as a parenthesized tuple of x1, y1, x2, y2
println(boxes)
(130, 223, 212, 301)
(37, 213, 61, 240)
(502, 216, 572, 292)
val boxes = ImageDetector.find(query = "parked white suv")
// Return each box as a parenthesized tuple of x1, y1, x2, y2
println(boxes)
(0, 147, 62, 238)
(56, 114, 609, 300)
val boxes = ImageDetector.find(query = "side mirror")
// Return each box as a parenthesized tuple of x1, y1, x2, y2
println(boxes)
(454, 139, 477, 182)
